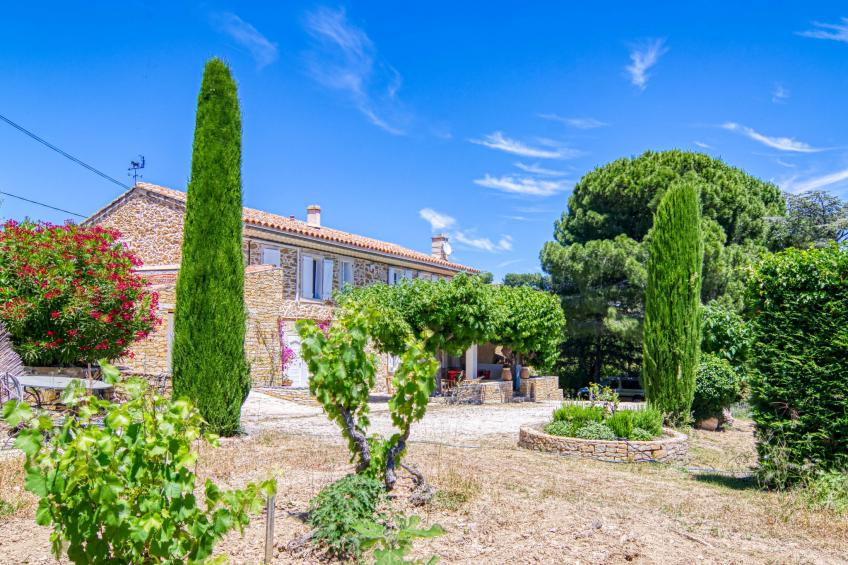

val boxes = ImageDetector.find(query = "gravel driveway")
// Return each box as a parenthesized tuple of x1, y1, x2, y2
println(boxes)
(242, 391, 645, 444)
(241, 391, 561, 443)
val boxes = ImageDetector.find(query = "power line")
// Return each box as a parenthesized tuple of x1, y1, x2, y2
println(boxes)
(0, 190, 86, 218)
(0, 113, 130, 190)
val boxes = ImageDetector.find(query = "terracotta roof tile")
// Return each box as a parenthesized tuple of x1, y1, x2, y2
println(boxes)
(130, 183, 477, 272)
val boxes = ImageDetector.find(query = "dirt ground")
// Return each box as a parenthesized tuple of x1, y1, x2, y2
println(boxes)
(1, 401, 846, 564)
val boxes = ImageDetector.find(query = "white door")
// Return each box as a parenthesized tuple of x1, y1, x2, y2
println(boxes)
(284, 333, 309, 388)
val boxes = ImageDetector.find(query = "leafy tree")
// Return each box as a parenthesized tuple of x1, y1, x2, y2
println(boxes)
(490, 285, 565, 375)
(2, 363, 274, 563)
(556, 150, 784, 246)
(502, 272, 551, 291)
(297, 309, 439, 490)
(338, 273, 498, 356)
(542, 151, 782, 383)
(172, 58, 249, 436)
(642, 178, 704, 424)
(0, 220, 159, 366)
(768, 190, 848, 249)
(540, 235, 646, 386)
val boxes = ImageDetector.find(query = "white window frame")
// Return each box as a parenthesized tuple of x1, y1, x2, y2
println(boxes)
(261, 245, 281, 267)
(388, 267, 414, 286)
(300, 252, 334, 301)
(339, 258, 355, 289)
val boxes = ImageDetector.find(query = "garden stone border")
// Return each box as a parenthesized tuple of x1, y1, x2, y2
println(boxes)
(518, 423, 688, 463)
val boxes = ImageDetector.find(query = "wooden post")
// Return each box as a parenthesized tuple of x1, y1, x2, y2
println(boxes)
(264, 493, 276, 564)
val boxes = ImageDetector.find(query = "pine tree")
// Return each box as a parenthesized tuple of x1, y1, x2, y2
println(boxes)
(642, 177, 704, 425)
(172, 58, 249, 436)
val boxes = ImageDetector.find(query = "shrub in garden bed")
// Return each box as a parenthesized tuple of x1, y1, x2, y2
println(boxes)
(544, 403, 664, 441)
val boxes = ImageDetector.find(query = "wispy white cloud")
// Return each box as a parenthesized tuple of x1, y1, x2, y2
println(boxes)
(418, 208, 456, 232)
(474, 174, 571, 197)
(497, 258, 525, 268)
(469, 132, 577, 159)
(514, 162, 568, 177)
(772, 83, 790, 104)
(694, 141, 712, 149)
(538, 114, 608, 129)
(797, 18, 848, 43)
(721, 122, 822, 153)
(212, 12, 278, 68)
(626, 38, 667, 90)
(454, 231, 513, 253)
(781, 167, 848, 193)
(775, 158, 797, 168)
(303, 7, 407, 134)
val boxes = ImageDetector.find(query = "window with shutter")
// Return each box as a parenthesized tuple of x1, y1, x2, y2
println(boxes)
(301, 255, 315, 300)
(322, 259, 334, 300)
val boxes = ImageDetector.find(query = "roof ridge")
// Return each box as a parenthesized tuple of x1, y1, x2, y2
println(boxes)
(121, 183, 477, 272)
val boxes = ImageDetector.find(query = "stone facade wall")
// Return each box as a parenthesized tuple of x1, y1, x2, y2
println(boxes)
(92, 188, 460, 392)
(94, 191, 185, 266)
(518, 425, 689, 463)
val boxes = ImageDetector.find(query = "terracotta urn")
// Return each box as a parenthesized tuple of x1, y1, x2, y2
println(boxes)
(501, 366, 512, 382)
(520, 367, 530, 380)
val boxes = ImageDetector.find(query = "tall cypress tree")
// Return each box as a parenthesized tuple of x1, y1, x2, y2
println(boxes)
(172, 58, 249, 436)
(642, 177, 704, 425)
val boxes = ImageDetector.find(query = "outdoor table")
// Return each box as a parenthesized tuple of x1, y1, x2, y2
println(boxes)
(16, 375, 113, 407)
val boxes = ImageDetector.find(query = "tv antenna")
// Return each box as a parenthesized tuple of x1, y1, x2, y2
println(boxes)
(128, 155, 145, 184)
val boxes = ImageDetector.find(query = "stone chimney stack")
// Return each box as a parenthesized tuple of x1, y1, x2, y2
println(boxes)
(431, 234, 450, 260)
(306, 205, 321, 228)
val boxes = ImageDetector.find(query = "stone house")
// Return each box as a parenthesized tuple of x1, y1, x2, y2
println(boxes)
(85, 182, 478, 389)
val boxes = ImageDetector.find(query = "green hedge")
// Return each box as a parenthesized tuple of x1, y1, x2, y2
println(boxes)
(747, 244, 848, 482)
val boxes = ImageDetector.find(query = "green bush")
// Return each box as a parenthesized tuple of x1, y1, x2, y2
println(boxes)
(552, 404, 604, 429)
(1, 363, 272, 564)
(693, 353, 743, 422)
(631, 427, 654, 441)
(354, 514, 445, 564)
(747, 244, 848, 485)
(574, 421, 616, 440)
(801, 470, 848, 514)
(605, 411, 634, 439)
(632, 407, 664, 437)
(308, 474, 385, 559)
(543, 420, 574, 437)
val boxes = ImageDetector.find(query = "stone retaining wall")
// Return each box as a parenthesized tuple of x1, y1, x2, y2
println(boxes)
(518, 423, 688, 463)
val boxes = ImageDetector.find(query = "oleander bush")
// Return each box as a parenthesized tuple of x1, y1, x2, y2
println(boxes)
(747, 244, 848, 486)
(0, 220, 159, 366)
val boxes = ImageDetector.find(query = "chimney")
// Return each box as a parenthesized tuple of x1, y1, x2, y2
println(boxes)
(306, 205, 321, 228)
(431, 234, 450, 260)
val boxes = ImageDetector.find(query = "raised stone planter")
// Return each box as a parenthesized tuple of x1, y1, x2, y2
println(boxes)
(518, 423, 688, 463)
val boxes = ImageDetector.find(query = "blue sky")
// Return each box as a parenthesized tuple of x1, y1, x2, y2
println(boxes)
(2, 3, 848, 279)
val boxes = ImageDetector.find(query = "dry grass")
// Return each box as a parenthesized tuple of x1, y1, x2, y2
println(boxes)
(0, 419, 846, 564)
